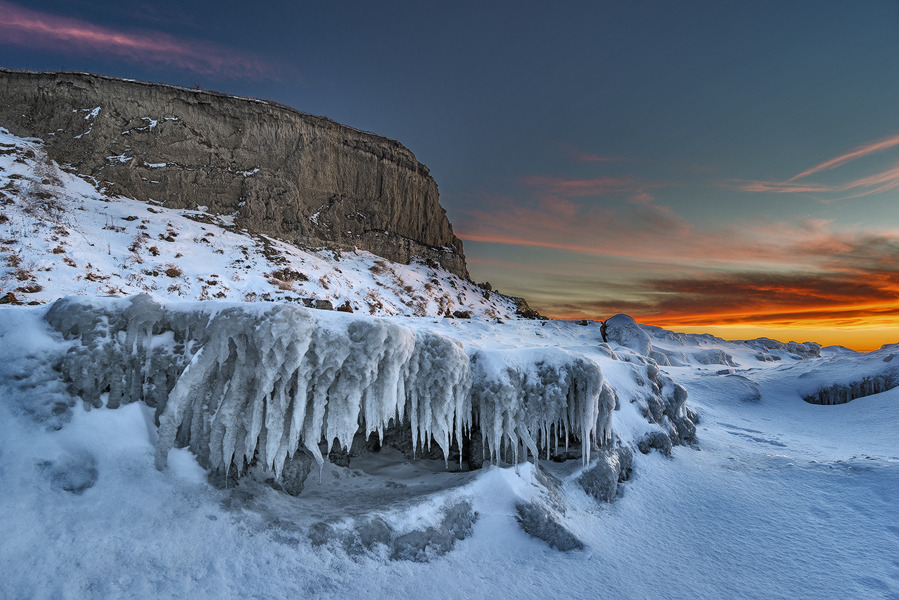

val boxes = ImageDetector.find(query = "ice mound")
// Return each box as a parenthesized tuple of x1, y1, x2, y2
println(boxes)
(43, 295, 617, 482)
(747, 338, 822, 360)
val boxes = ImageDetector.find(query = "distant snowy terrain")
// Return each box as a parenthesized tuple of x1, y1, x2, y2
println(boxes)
(1, 128, 898, 599)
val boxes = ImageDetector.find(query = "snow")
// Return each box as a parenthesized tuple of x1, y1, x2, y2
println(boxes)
(72, 107, 100, 138)
(0, 128, 520, 320)
(0, 128, 897, 599)
(3, 293, 894, 598)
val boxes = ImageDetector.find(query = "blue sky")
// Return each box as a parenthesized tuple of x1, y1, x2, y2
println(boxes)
(3, 0, 899, 348)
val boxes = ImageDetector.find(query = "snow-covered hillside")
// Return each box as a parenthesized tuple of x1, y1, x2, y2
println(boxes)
(1, 127, 897, 599)
(0, 127, 518, 319)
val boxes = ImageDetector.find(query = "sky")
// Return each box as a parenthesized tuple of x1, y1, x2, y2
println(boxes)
(2, 0, 899, 350)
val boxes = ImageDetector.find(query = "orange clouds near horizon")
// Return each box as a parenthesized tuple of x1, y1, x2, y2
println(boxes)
(540, 278, 899, 352)
(456, 127, 899, 354)
(458, 198, 899, 353)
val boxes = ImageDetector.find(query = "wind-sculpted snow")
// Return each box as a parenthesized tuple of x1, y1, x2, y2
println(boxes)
(784, 344, 899, 406)
(43, 295, 617, 482)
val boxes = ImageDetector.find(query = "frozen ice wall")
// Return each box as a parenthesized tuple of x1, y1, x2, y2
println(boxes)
(43, 296, 616, 480)
(470, 348, 615, 464)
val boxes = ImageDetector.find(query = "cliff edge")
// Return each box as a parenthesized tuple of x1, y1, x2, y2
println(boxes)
(0, 69, 467, 278)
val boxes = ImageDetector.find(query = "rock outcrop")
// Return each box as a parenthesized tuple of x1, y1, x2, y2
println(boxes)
(802, 373, 899, 406)
(602, 314, 672, 365)
(0, 69, 467, 277)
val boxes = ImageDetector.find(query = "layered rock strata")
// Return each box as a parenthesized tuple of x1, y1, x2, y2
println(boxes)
(0, 69, 467, 277)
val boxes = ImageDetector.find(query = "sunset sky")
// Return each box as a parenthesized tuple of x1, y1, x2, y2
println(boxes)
(3, 1, 899, 349)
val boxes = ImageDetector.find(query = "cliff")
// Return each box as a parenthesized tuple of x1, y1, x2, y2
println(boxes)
(0, 69, 467, 278)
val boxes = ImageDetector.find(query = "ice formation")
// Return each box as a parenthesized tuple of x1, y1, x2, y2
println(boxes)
(802, 373, 899, 405)
(45, 295, 615, 480)
(470, 348, 615, 464)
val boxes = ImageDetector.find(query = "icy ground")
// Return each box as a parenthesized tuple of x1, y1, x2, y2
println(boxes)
(1, 299, 897, 599)
(0, 128, 897, 599)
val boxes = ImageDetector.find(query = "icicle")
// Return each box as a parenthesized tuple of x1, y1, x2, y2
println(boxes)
(48, 296, 619, 483)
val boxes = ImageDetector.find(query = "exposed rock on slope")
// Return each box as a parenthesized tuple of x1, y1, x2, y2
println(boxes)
(802, 374, 899, 405)
(0, 127, 514, 316)
(0, 69, 467, 277)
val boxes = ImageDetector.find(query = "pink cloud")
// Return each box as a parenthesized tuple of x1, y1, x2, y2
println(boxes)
(729, 180, 838, 194)
(0, 1, 280, 79)
(731, 161, 899, 200)
(731, 131, 899, 200)
(521, 175, 642, 197)
(787, 132, 899, 182)
(629, 191, 656, 205)
(456, 183, 894, 274)
(841, 163, 899, 197)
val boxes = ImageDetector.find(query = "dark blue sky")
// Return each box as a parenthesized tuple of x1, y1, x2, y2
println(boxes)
(3, 1, 899, 348)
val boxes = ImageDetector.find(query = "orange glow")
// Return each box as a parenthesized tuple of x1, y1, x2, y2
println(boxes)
(649, 325, 897, 353)
(547, 301, 899, 352)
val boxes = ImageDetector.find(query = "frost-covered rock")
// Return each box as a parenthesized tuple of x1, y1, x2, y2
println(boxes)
(692, 349, 737, 367)
(515, 503, 583, 551)
(603, 314, 653, 356)
(617, 354, 695, 448)
(308, 501, 477, 561)
(603, 314, 671, 365)
(745, 337, 821, 360)
(637, 431, 674, 456)
(275, 450, 314, 496)
(577, 446, 633, 502)
(802, 373, 899, 405)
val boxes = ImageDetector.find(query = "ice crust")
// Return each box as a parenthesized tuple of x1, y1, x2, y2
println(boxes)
(45, 295, 613, 478)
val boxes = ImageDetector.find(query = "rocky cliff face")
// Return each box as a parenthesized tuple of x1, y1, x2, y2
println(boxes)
(0, 69, 467, 278)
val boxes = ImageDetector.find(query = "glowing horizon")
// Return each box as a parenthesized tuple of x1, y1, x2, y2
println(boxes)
(2, 2, 897, 352)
